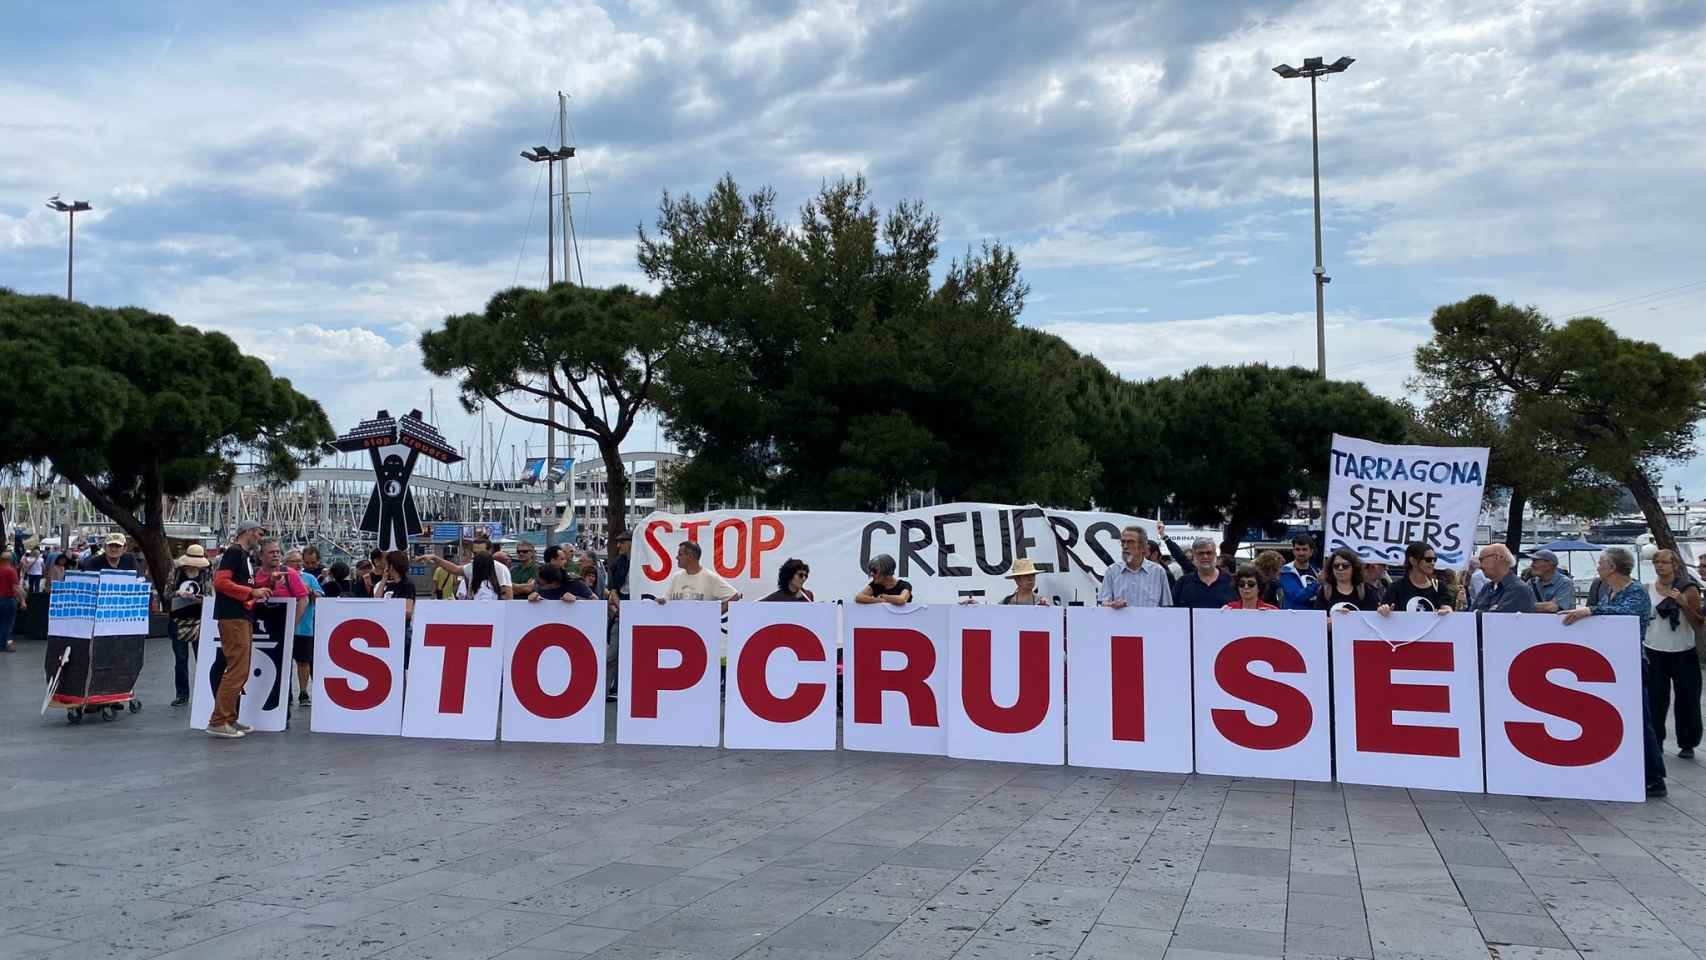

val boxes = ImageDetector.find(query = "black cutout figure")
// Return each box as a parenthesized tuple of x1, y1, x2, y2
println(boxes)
(332, 410, 462, 552)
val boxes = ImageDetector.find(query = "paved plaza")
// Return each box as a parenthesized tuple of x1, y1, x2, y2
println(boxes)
(2, 637, 1705, 960)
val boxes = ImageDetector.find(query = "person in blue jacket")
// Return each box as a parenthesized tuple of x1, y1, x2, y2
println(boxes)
(1277, 533, 1322, 609)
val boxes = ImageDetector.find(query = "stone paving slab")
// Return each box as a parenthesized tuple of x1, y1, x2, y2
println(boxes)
(3, 637, 1705, 959)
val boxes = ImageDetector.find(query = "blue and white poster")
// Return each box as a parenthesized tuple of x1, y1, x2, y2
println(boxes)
(94, 571, 152, 636)
(48, 572, 99, 638)
(1325, 435, 1489, 570)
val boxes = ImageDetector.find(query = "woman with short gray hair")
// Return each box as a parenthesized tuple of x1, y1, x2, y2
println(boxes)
(1564, 546, 1664, 797)
(856, 554, 912, 605)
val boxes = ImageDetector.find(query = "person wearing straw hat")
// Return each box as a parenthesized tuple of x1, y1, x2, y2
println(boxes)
(999, 558, 1052, 605)
(169, 544, 211, 706)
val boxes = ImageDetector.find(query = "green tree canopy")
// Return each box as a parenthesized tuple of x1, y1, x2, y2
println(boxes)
(1411, 294, 1706, 553)
(420, 283, 676, 534)
(638, 174, 1094, 510)
(1112, 364, 1408, 554)
(0, 289, 333, 599)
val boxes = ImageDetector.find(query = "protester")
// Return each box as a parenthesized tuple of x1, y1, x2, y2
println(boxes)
(1528, 549, 1577, 613)
(1564, 547, 1665, 797)
(300, 545, 325, 582)
(760, 558, 815, 602)
(1379, 542, 1455, 615)
(1436, 568, 1463, 609)
(23, 545, 44, 594)
(430, 541, 463, 599)
(82, 532, 140, 572)
(578, 557, 601, 597)
(208, 521, 270, 739)
(509, 541, 539, 598)
(1173, 537, 1237, 609)
(1097, 526, 1173, 609)
(0, 552, 23, 652)
(321, 560, 356, 598)
(526, 563, 578, 602)
(380, 549, 417, 662)
(1223, 565, 1277, 610)
(47, 551, 70, 586)
(608, 529, 632, 602)
(457, 552, 506, 601)
(1278, 533, 1321, 610)
(355, 558, 380, 597)
(1362, 561, 1392, 604)
(1145, 541, 1178, 586)
(999, 557, 1051, 605)
(168, 544, 211, 705)
(283, 548, 324, 706)
(426, 535, 514, 599)
(657, 541, 741, 609)
(1254, 550, 1286, 607)
(1466, 555, 1490, 598)
(1314, 548, 1381, 611)
(1644, 549, 1702, 760)
(1470, 544, 1537, 613)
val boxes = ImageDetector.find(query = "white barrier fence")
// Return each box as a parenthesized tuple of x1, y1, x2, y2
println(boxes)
(192, 599, 1646, 802)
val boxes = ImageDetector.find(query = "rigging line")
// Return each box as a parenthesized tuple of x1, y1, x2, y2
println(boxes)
(512, 158, 546, 286)
(1557, 279, 1706, 319)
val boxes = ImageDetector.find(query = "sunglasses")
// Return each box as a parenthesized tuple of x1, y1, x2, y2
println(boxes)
(1421, 556, 1437, 563)
(1331, 562, 1352, 569)
(1237, 579, 1259, 588)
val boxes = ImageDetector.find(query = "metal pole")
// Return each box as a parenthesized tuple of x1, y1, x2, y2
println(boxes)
(560, 92, 572, 287)
(67, 208, 75, 301)
(544, 153, 557, 546)
(1310, 74, 1326, 378)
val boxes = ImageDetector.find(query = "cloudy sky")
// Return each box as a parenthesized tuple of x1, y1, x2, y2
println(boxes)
(5, 0, 1705, 496)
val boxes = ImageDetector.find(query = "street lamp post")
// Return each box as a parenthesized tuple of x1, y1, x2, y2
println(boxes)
(45, 195, 92, 301)
(520, 146, 577, 544)
(1273, 56, 1353, 379)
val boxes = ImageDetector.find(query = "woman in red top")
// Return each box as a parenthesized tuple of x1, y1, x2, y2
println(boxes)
(1222, 565, 1278, 610)
(0, 551, 25, 652)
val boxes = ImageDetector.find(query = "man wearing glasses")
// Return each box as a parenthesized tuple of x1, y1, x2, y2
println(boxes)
(510, 542, 539, 598)
(1470, 544, 1537, 614)
(1528, 549, 1577, 614)
(1096, 525, 1173, 609)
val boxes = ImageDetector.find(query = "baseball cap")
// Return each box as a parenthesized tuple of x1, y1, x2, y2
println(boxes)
(1530, 548, 1559, 563)
(104, 533, 127, 547)
(614, 529, 633, 543)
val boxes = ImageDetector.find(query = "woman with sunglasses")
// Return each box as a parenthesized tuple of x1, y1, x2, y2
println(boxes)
(1313, 548, 1381, 612)
(1222, 565, 1277, 610)
(1378, 541, 1455, 615)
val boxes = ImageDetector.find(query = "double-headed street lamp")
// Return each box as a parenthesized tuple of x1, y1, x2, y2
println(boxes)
(45, 195, 92, 301)
(1273, 55, 1354, 379)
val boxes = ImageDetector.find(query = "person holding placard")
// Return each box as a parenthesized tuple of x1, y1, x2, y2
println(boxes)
(1277, 533, 1321, 609)
(1563, 546, 1664, 797)
(1172, 538, 1237, 609)
(1097, 526, 1172, 609)
(1470, 544, 1536, 614)
(168, 545, 211, 704)
(1379, 542, 1455, 615)
(657, 540, 742, 609)
(207, 521, 271, 739)
(1528, 549, 1577, 614)
(1000, 558, 1050, 606)
(761, 558, 815, 602)
(855, 553, 912, 606)
(81, 533, 139, 572)
(1312, 548, 1381, 612)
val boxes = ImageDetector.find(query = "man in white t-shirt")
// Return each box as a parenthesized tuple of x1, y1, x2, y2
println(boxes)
(656, 541, 741, 611)
(425, 534, 513, 599)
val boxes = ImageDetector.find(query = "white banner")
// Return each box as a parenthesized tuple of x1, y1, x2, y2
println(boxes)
(945, 604, 1064, 765)
(1331, 611, 1485, 792)
(616, 600, 722, 747)
(1065, 606, 1194, 774)
(190, 597, 296, 733)
(311, 598, 407, 736)
(1325, 435, 1488, 570)
(48, 571, 98, 638)
(93, 571, 151, 637)
(500, 599, 608, 744)
(1192, 608, 1332, 782)
(842, 602, 948, 756)
(633, 503, 1158, 605)
(401, 600, 504, 741)
(1482, 612, 1644, 802)
(724, 603, 838, 750)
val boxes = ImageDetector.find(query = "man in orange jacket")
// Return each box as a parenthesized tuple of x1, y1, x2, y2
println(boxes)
(207, 521, 272, 738)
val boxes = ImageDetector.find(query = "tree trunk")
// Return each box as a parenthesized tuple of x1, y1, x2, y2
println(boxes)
(601, 440, 628, 544)
(1220, 508, 1253, 561)
(1503, 486, 1527, 552)
(1620, 464, 1678, 555)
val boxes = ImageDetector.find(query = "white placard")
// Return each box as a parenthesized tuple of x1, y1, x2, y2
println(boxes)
(1482, 612, 1643, 802)
(500, 598, 608, 744)
(1192, 608, 1331, 781)
(1331, 611, 1484, 792)
(842, 602, 948, 756)
(93, 571, 151, 636)
(945, 604, 1064, 765)
(48, 571, 98, 639)
(1325, 435, 1488, 570)
(401, 600, 505, 741)
(1066, 606, 1194, 773)
(190, 597, 296, 733)
(724, 602, 837, 750)
(617, 600, 722, 747)
(311, 598, 408, 736)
